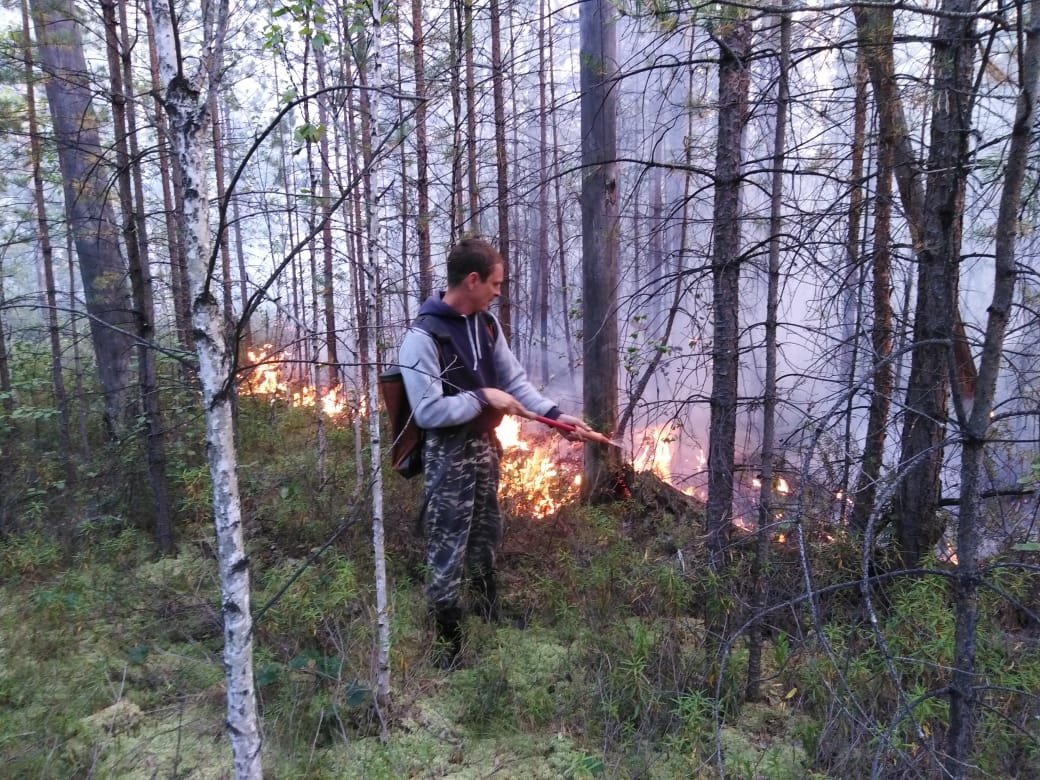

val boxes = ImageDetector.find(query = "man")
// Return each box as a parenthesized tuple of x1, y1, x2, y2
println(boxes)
(399, 237, 590, 667)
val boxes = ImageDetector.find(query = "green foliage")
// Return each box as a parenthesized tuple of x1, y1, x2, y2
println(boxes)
(0, 530, 62, 580)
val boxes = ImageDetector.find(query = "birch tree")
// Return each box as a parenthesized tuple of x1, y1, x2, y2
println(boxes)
(148, 1, 262, 775)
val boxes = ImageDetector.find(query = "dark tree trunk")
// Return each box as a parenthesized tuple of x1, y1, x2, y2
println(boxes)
(746, 4, 788, 703)
(946, 6, 1039, 773)
(579, 0, 622, 501)
(851, 11, 897, 535)
(31, 0, 136, 437)
(102, 0, 174, 553)
(893, 0, 976, 567)
(22, 0, 73, 479)
(706, 17, 751, 570)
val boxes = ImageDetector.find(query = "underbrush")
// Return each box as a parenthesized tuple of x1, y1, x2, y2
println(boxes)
(0, 398, 1037, 777)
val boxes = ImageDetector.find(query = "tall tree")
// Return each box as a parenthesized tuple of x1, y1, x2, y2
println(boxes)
(892, 0, 977, 566)
(102, 0, 174, 553)
(30, 0, 136, 437)
(850, 8, 897, 535)
(706, 13, 751, 570)
(489, 0, 512, 341)
(746, 4, 789, 703)
(22, 0, 72, 479)
(410, 0, 433, 300)
(148, 0, 262, 773)
(357, 0, 393, 711)
(947, 5, 1040, 772)
(579, 0, 621, 500)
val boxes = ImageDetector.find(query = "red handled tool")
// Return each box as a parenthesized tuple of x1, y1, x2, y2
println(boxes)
(532, 415, 622, 448)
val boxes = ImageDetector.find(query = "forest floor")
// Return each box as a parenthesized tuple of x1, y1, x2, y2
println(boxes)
(1, 401, 1037, 778)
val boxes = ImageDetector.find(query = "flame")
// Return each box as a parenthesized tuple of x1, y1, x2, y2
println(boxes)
(498, 419, 580, 517)
(633, 424, 677, 480)
(240, 345, 349, 419)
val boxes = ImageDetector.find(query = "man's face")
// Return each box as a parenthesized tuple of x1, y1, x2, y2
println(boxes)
(471, 263, 504, 311)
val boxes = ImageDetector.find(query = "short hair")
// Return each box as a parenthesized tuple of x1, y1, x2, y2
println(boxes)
(446, 238, 503, 287)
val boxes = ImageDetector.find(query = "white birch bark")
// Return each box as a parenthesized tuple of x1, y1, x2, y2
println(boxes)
(364, 0, 393, 713)
(148, 1, 262, 776)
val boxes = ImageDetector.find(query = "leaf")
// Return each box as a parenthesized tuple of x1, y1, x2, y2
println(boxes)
(784, 687, 798, 700)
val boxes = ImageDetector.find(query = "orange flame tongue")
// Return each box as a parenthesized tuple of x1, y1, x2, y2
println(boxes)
(497, 417, 580, 518)
(241, 346, 348, 419)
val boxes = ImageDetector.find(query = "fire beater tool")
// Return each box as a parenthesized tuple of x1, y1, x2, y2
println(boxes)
(531, 414, 622, 448)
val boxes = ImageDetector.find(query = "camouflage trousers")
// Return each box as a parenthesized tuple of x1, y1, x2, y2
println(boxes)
(422, 428, 502, 609)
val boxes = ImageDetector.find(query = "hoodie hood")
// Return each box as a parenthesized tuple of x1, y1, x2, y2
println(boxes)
(416, 294, 496, 374)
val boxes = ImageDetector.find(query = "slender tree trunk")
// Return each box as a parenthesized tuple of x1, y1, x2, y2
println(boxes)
(356, 0, 393, 714)
(149, 1, 262, 773)
(22, 0, 73, 478)
(947, 7, 1039, 773)
(102, 0, 174, 553)
(411, 0, 433, 300)
(223, 100, 251, 350)
(579, 0, 621, 501)
(144, 3, 191, 353)
(549, 22, 573, 372)
(747, 4, 788, 703)
(463, 0, 479, 233)
(536, 0, 550, 384)
(838, 49, 868, 519)
(850, 22, 897, 534)
(449, 2, 463, 241)
(0, 254, 11, 414)
(706, 16, 751, 570)
(30, 0, 136, 437)
(489, 0, 512, 341)
(316, 8, 339, 388)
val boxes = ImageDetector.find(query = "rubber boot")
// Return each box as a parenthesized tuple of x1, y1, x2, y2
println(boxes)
(433, 604, 463, 669)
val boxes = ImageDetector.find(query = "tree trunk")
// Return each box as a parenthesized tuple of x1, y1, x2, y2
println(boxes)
(706, 16, 751, 570)
(548, 17, 573, 372)
(148, 1, 262, 773)
(102, 0, 174, 554)
(410, 0, 433, 300)
(356, 0, 393, 713)
(536, 0, 550, 384)
(463, 0, 479, 234)
(579, 0, 622, 501)
(489, 0, 512, 341)
(893, 0, 976, 567)
(851, 12, 897, 534)
(947, 7, 1039, 773)
(22, 0, 73, 479)
(746, 4, 788, 703)
(30, 0, 136, 437)
(143, 4, 191, 353)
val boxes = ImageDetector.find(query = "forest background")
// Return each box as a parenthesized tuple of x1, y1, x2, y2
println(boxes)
(0, 0, 1039, 777)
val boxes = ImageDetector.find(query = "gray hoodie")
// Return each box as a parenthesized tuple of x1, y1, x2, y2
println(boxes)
(398, 294, 560, 432)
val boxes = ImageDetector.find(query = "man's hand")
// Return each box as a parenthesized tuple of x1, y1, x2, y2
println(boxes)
(557, 413, 594, 442)
(482, 387, 532, 418)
